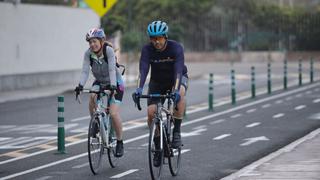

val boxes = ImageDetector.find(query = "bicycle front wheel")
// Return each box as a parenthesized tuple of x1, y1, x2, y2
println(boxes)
(88, 115, 104, 175)
(148, 118, 164, 180)
(107, 118, 119, 168)
(168, 146, 181, 176)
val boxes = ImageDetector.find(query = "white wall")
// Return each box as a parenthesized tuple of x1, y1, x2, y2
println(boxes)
(0, 2, 99, 76)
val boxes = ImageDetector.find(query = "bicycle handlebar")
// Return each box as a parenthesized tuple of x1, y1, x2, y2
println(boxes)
(133, 93, 175, 111)
(75, 89, 112, 104)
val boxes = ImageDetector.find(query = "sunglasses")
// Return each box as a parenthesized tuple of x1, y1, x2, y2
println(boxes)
(149, 36, 166, 42)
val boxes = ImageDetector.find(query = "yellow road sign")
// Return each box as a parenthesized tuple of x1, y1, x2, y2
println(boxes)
(85, 0, 118, 17)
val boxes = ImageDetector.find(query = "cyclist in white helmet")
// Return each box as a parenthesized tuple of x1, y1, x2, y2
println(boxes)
(75, 28, 124, 157)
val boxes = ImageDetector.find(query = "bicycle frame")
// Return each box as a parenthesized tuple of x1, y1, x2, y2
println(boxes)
(78, 89, 114, 148)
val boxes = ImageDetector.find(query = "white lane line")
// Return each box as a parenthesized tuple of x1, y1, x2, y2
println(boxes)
(141, 143, 148, 147)
(213, 134, 231, 140)
(193, 125, 207, 130)
(72, 163, 89, 169)
(294, 105, 306, 110)
(246, 109, 256, 113)
(273, 113, 284, 119)
(110, 169, 139, 179)
(313, 99, 320, 103)
(261, 104, 271, 108)
(35, 176, 52, 180)
(209, 119, 225, 125)
(70, 116, 90, 122)
(246, 122, 261, 128)
(1, 82, 319, 178)
(231, 114, 242, 119)
(275, 100, 283, 104)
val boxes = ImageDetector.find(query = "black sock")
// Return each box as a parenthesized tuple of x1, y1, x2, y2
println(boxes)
(173, 118, 182, 133)
(117, 140, 123, 144)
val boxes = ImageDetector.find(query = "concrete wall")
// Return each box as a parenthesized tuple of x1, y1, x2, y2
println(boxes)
(0, 2, 99, 91)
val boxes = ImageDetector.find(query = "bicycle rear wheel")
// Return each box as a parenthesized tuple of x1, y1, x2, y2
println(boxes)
(88, 116, 104, 175)
(107, 118, 119, 168)
(148, 118, 164, 180)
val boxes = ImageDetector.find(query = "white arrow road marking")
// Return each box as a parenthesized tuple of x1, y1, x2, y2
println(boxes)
(294, 105, 306, 110)
(240, 136, 269, 146)
(213, 134, 231, 140)
(181, 128, 207, 138)
(110, 169, 139, 178)
(273, 113, 284, 119)
(261, 104, 271, 108)
(246, 122, 261, 128)
(313, 99, 320, 103)
(246, 109, 256, 113)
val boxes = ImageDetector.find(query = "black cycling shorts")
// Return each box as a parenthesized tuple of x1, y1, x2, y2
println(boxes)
(147, 75, 188, 106)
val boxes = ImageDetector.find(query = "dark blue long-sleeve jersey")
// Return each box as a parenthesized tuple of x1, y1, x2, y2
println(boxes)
(138, 40, 188, 90)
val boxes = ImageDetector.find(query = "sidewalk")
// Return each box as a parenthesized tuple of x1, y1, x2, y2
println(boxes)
(222, 128, 320, 180)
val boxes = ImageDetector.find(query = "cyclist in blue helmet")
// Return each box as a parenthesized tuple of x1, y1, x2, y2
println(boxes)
(133, 21, 188, 167)
(75, 28, 124, 157)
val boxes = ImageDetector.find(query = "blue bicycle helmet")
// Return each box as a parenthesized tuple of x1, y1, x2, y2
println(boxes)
(86, 28, 106, 41)
(147, 21, 168, 37)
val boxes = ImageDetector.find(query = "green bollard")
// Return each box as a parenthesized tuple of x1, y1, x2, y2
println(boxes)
(251, 66, 256, 98)
(284, 59, 288, 90)
(310, 57, 314, 83)
(299, 59, 302, 86)
(231, 69, 236, 105)
(57, 96, 66, 154)
(208, 73, 214, 111)
(267, 62, 272, 94)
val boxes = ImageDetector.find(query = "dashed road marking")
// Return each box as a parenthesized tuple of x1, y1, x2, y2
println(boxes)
(273, 113, 284, 119)
(110, 169, 139, 178)
(294, 105, 306, 110)
(209, 119, 225, 125)
(246, 109, 256, 113)
(262, 104, 271, 108)
(313, 99, 320, 103)
(246, 122, 261, 128)
(231, 114, 242, 119)
(213, 134, 231, 140)
(72, 163, 89, 169)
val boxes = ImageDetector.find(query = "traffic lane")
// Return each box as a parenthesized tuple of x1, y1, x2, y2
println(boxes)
(3, 83, 319, 180)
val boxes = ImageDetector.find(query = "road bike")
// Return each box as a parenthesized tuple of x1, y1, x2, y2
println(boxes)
(76, 88, 119, 175)
(133, 92, 182, 180)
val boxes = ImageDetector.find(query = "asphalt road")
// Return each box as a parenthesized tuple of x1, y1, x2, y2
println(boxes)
(0, 63, 319, 180)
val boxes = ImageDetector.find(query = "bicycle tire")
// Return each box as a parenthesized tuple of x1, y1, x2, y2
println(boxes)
(148, 118, 164, 180)
(107, 117, 119, 168)
(88, 115, 104, 175)
(168, 118, 181, 176)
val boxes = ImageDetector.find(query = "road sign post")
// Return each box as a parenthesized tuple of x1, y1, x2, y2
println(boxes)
(284, 59, 288, 90)
(231, 69, 236, 105)
(310, 57, 314, 83)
